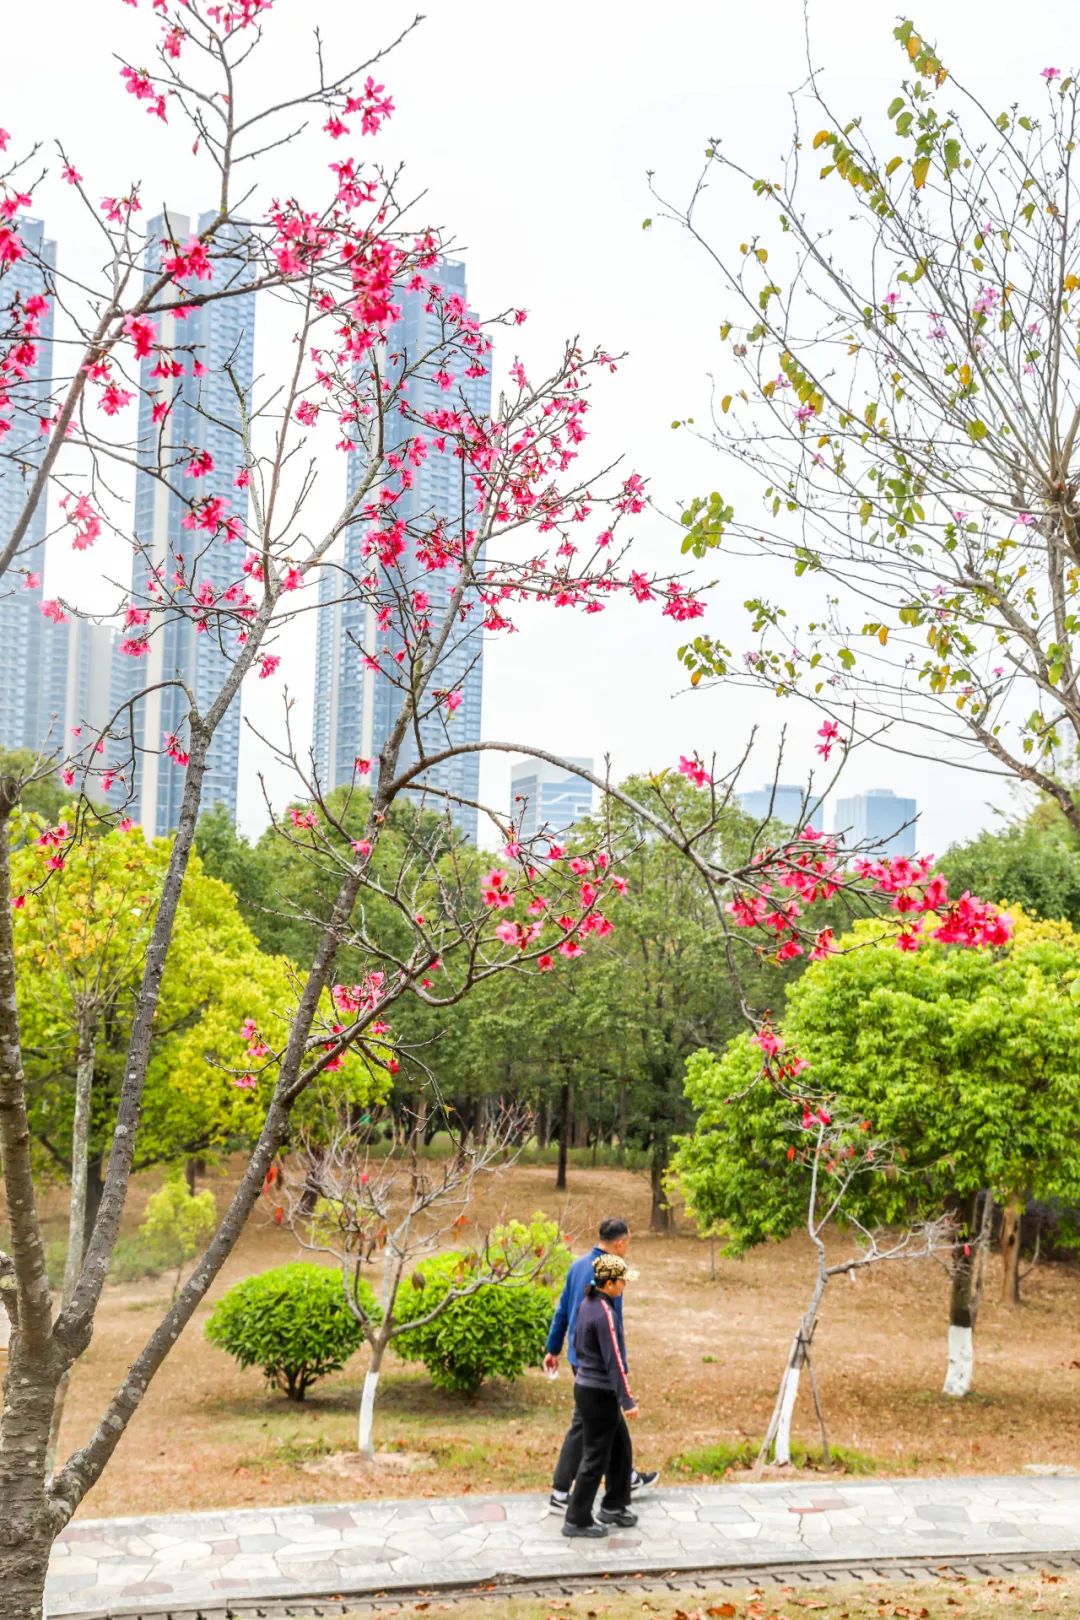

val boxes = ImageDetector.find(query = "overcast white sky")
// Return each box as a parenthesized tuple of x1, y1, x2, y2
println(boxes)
(7, 0, 1075, 850)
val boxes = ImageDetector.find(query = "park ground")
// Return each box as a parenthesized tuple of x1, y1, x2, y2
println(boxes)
(42, 1161, 1080, 1518)
(327, 1576, 1080, 1618)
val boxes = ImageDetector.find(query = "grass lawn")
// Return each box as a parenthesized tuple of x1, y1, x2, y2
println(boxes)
(40, 1160, 1080, 1518)
(333, 1574, 1080, 1618)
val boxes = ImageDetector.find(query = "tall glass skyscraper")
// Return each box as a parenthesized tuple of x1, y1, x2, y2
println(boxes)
(111, 210, 256, 834)
(833, 788, 917, 857)
(737, 782, 824, 832)
(0, 218, 56, 754)
(313, 260, 491, 842)
(512, 758, 595, 842)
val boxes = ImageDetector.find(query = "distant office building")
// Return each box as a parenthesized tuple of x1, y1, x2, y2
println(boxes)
(833, 788, 917, 857)
(512, 757, 594, 842)
(313, 259, 491, 842)
(737, 782, 822, 830)
(111, 210, 255, 835)
(0, 218, 56, 754)
(43, 617, 115, 744)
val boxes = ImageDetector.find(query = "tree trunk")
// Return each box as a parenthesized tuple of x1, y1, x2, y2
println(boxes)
(1000, 1194, 1023, 1305)
(0, 1345, 63, 1620)
(82, 1154, 105, 1259)
(357, 1341, 386, 1461)
(555, 1082, 570, 1191)
(617, 1079, 628, 1165)
(573, 1109, 589, 1150)
(649, 1144, 672, 1233)
(47, 1011, 98, 1473)
(298, 1145, 325, 1216)
(943, 1190, 991, 1397)
(535, 1098, 548, 1149)
(183, 1157, 206, 1195)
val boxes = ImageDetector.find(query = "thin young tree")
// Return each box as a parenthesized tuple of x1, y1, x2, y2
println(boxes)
(288, 1099, 559, 1460)
(655, 18, 1080, 829)
(752, 1113, 951, 1472)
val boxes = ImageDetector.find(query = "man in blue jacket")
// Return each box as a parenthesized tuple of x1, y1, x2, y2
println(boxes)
(543, 1216, 660, 1511)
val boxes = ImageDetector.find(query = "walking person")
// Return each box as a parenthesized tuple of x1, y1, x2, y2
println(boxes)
(544, 1217, 659, 1511)
(562, 1253, 640, 1538)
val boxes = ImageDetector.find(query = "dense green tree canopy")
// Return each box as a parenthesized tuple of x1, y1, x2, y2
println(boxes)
(674, 912, 1080, 1253)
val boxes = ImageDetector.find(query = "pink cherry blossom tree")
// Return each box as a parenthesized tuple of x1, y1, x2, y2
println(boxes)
(0, 7, 1013, 1612)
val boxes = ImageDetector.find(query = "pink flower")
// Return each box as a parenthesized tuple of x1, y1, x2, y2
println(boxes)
(100, 382, 135, 415)
(295, 400, 319, 426)
(124, 313, 157, 358)
(1042, 66, 1062, 80)
(23, 572, 41, 590)
(752, 1028, 784, 1058)
(62, 164, 83, 186)
(281, 566, 304, 591)
(354, 757, 371, 775)
(678, 754, 712, 789)
(258, 654, 280, 679)
(444, 689, 464, 713)
(41, 598, 67, 624)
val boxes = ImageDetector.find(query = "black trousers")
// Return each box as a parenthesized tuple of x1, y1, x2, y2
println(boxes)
(553, 1393, 635, 1493)
(564, 1384, 632, 1527)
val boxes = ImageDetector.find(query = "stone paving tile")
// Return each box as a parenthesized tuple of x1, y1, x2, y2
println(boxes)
(44, 1477, 1080, 1617)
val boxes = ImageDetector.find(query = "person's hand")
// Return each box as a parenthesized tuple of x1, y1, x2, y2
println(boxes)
(624, 1403, 640, 1420)
(543, 1353, 559, 1374)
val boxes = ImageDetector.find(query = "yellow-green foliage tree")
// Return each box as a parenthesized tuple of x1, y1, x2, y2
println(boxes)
(12, 815, 385, 1462)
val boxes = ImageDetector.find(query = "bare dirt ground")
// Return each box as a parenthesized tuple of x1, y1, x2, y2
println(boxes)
(39, 1161, 1080, 1519)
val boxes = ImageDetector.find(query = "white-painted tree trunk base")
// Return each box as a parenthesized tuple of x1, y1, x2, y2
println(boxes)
(943, 1325, 974, 1397)
(773, 1363, 801, 1465)
(358, 1370, 379, 1457)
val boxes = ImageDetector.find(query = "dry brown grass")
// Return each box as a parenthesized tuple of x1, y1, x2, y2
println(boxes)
(39, 1160, 1080, 1519)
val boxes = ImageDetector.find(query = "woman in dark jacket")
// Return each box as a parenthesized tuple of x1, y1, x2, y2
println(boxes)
(563, 1252, 641, 1539)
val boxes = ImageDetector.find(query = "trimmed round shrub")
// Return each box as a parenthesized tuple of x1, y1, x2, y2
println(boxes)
(205, 1262, 375, 1400)
(392, 1215, 571, 1395)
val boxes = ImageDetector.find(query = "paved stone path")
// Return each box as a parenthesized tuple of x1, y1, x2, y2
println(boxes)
(47, 1475, 1080, 1616)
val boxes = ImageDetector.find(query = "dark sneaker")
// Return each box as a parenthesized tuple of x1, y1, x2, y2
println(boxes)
(598, 1506, 638, 1527)
(562, 1520, 608, 1539)
(630, 1469, 660, 1495)
(549, 1489, 569, 1511)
